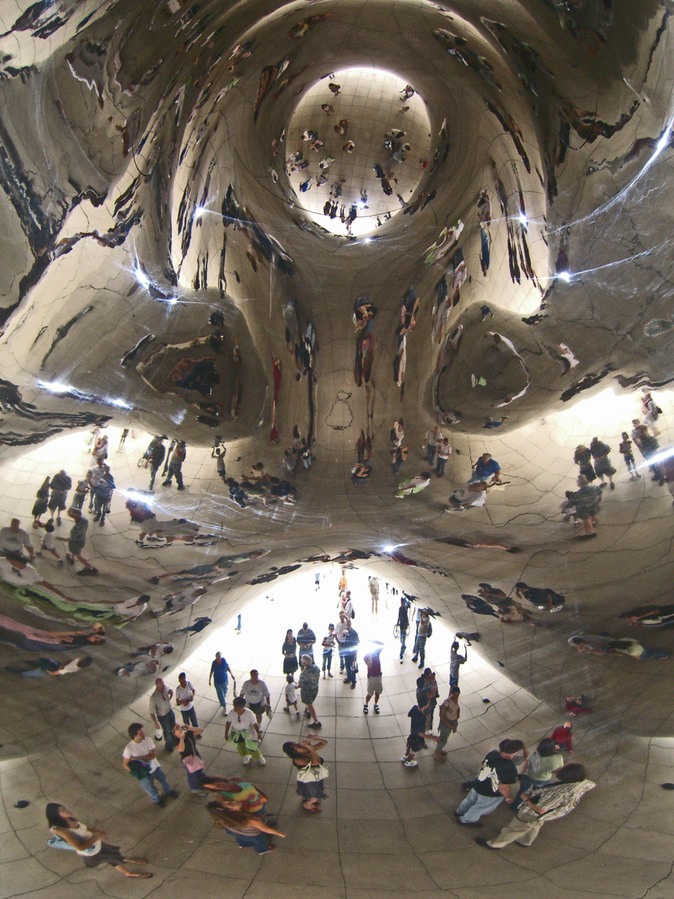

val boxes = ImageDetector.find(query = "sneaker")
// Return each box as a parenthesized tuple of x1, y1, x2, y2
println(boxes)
(418, 663, 424, 669)
(363, 704, 369, 715)
(307, 721, 322, 728)
(374, 705, 380, 714)
(475, 837, 497, 849)
(610, 482, 615, 490)
(343, 678, 350, 684)
(402, 759, 418, 768)
(328, 672, 333, 678)
(258, 755, 267, 766)
(154, 799, 166, 808)
(257, 847, 276, 855)
(411, 656, 418, 663)
(167, 790, 179, 798)
(242, 755, 252, 765)
(400, 659, 404, 664)
(283, 707, 290, 714)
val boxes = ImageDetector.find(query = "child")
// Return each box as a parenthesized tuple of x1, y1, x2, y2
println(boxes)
(284, 674, 300, 716)
(550, 720, 573, 752)
(565, 694, 593, 716)
(619, 432, 640, 479)
(38, 522, 63, 564)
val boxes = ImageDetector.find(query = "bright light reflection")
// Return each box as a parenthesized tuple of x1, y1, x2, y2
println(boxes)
(37, 380, 73, 394)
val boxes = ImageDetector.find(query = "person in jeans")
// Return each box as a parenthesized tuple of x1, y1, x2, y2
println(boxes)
(149, 677, 175, 751)
(122, 723, 178, 806)
(172, 723, 207, 794)
(209, 651, 233, 714)
(176, 672, 199, 727)
(455, 739, 525, 825)
(321, 624, 335, 677)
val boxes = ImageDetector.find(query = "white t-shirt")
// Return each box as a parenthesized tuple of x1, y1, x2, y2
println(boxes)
(123, 736, 159, 772)
(284, 682, 298, 704)
(225, 707, 257, 734)
(451, 486, 486, 507)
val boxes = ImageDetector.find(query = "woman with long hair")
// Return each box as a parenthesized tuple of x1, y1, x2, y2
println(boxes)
(45, 803, 151, 877)
(206, 802, 285, 854)
(281, 628, 299, 675)
(283, 735, 329, 813)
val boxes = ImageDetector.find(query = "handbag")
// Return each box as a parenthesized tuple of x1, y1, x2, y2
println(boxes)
(48, 833, 100, 855)
(183, 754, 205, 773)
(296, 762, 329, 783)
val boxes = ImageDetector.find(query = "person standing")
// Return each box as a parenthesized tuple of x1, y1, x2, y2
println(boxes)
(321, 624, 335, 678)
(61, 511, 98, 575)
(92, 465, 115, 526)
(363, 641, 383, 715)
(475, 764, 595, 850)
(172, 723, 207, 794)
(225, 696, 266, 766)
(573, 445, 596, 482)
(341, 623, 360, 689)
(412, 610, 432, 668)
(401, 697, 439, 767)
(334, 610, 351, 676)
(396, 596, 410, 662)
(175, 671, 199, 727)
(299, 655, 322, 728)
(240, 670, 271, 724)
(209, 651, 233, 714)
(282, 629, 299, 676)
(565, 475, 602, 539)
(0, 518, 35, 562)
(147, 438, 166, 492)
(163, 440, 186, 490)
(589, 437, 616, 490)
(424, 425, 443, 466)
(149, 677, 176, 751)
(47, 470, 72, 524)
(454, 739, 525, 825)
(449, 640, 467, 687)
(368, 576, 379, 615)
(122, 723, 178, 807)
(297, 622, 316, 661)
(435, 438, 452, 477)
(619, 432, 640, 479)
(31, 478, 50, 528)
(434, 687, 460, 761)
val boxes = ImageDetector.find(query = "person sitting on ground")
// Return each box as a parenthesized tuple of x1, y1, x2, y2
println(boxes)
(447, 480, 488, 511)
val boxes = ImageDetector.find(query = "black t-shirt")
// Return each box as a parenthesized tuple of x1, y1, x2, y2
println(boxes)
(473, 750, 517, 797)
(408, 705, 426, 737)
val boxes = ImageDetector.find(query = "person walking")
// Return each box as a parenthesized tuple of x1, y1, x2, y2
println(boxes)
(61, 510, 98, 575)
(175, 671, 199, 727)
(434, 687, 460, 761)
(225, 696, 266, 766)
(475, 764, 594, 850)
(206, 803, 285, 854)
(619, 432, 640, 479)
(47, 470, 72, 524)
(149, 677, 176, 751)
(396, 596, 410, 662)
(240, 670, 271, 725)
(122, 723, 178, 807)
(454, 739, 525, 825)
(449, 640, 467, 686)
(46, 803, 151, 877)
(209, 651, 233, 714)
(163, 440, 186, 490)
(401, 697, 439, 767)
(363, 641, 383, 715)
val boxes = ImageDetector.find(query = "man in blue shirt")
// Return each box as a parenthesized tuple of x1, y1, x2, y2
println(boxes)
(470, 452, 501, 484)
(209, 651, 233, 714)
